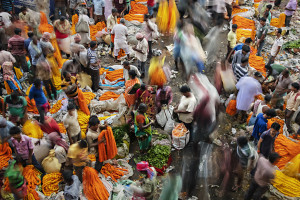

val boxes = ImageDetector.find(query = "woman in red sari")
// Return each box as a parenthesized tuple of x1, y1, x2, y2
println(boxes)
(136, 84, 155, 119)
(53, 16, 71, 54)
(124, 70, 141, 109)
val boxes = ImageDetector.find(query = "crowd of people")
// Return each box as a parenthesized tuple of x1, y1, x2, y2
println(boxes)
(0, 0, 299, 199)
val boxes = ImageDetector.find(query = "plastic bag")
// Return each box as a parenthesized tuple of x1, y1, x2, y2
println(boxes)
(34, 138, 51, 163)
(42, 150, 62, 174)
(57, 37, 71, 55)
(156, 109, 168, 127)
(172, 123, 190, 149)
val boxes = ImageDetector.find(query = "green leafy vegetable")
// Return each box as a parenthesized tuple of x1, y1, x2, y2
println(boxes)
(135, 145, 171, 169)
(112, 124, 130, 147)
(282, 39, 300, 50)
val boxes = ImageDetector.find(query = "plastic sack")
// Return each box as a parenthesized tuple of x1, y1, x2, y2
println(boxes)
(282, 154, 300, 180)
(172, 123, 190, 149)
(103, 34, 111, 45)
(57, 37, 71, 55)
(22, 120, 44, 139)
(34, 138, 52, 163)
(42, 150, 62, 174)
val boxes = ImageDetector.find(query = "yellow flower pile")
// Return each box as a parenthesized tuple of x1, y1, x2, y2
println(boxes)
(49, 99, 65, 114)
(82, 92, 96, 105)
(232, 8, 248, 15)
(42, 173, 63, 196)
(23, 165, 41, 200)
(77, 110, 90, 138)
(272, 170, 300, 197)
(22, 120, 44, 139)
(270, 13, 286, 28)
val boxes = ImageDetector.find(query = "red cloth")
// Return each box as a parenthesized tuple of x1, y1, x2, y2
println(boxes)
(39, 116, 60, 134)
(147, 0, 155, 7)
(55, 29, 69, 39)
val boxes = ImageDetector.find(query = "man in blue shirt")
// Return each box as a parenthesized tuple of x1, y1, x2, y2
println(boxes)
(227, 37, 252, 62)
(24, 32, 34, 52)
(252, 109, 277, 145)
(1, 0, 14, 14)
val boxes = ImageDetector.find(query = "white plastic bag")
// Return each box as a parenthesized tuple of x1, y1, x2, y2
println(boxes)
(156, 109, 168, 127)
(172, 123, 190, 149)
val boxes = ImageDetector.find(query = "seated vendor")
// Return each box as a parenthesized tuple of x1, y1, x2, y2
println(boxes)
(123, 61, 141, 82)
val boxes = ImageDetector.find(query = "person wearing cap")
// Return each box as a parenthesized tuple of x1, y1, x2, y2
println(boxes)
(0, 117, 14, 144)
(3, 91, 27, 125)
(236, 72, 263, 122)
(227, 37, 252, 61)
(122, 61, 141, 81)
(256, 17, 268, 56)
(226, 24, 237, 58)
(266, 28, 283, 69)
(133, 33, 148, 78)
(111, 18, 130, 61)
(232, 45, 251, 66)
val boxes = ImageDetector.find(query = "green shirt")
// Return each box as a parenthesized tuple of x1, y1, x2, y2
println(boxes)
(4, 96, 27, 118)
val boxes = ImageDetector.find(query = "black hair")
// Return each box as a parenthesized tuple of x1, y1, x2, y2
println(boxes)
(21, 6, 27, 12)
(266, 4, 272, 10)
(144, 14, 150, 19)
(78, 140, 88, 148)
(62, 170, 73, 183)
(277, 28, 282, 34)
(9, 126, 21, 136)
(0, 43, 2, 51)
(265, 109, 277, 118)
(27, 31, 34, 38)
(11, 91, 20, 100)
(112, 8, 118, 13)
(245, 38, 252, 43)
(33, 79, 42, 87)
(271, 122, 281, 131)
(241, 57, 249, 64)
(67, 103, 76, 111)
(123, 61, 129, 66)
(60, 16, 66, 21)
(291, 82, 300, 90)
(264, 94, 272, 102)
(140, 84, 146, 90)
(269, 152, 280, 164)
(237, 136, 248, 148)
(90, 41, 97, 49)
(180, 85, 191, 93)
(88, 115, 100, 127)
(14, 28, 22, 35)
(129, 70, 137, 78)
(242, 45, 250, 53)
(232, 24, 238, 29)
(63, 71, 69, 78)
(260, 17, 267, 22)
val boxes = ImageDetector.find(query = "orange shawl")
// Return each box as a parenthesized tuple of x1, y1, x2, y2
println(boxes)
(98, 126, 117, 162)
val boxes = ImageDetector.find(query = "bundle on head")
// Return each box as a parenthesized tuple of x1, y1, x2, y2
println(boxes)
(82, 166, 109, 200)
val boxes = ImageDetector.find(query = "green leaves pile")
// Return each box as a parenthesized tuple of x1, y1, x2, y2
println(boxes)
(112, 125, 129, 147)
(282, 39, 300, 50)
(135, 145, 171, 169)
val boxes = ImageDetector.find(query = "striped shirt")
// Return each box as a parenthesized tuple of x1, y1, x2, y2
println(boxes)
(233, 63, 248, 82)
(8, 35, 26, 55)
(87, 48, 99, 70)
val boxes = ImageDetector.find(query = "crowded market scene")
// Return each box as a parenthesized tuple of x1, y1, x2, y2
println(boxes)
(0, 0, 300, 199)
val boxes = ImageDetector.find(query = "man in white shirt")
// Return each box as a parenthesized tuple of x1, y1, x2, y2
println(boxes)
(133, 33, 148, 78)
(63, 103, 81, 144)
(107, 8, 118, 56)
(122, 61, 141, 81)
(266, 28, 283, 68)
(111, 18, 130, 61)
(174, 85, 197, 133)
(93, 0, 105, 23)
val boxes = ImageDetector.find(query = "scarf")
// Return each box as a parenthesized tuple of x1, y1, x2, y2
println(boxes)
(136, 161, 155, 180)
(2, 61, 14, 81)
(30, 41, 42, 55)
(48, 132, 69, 152)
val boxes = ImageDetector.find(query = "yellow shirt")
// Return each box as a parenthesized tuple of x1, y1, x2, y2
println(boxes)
(67, 143, 88, 167)
(228, 31, 237, 48)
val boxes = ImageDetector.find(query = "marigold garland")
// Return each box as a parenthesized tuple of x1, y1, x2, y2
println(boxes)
(42, 172, 63, 196)
(0, 143, 12, 170)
